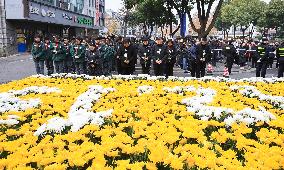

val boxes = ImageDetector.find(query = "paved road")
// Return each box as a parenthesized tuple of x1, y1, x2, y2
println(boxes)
(0, 53, 279, 84)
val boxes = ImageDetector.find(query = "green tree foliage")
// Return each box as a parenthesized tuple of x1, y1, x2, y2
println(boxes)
(123, 0, 224, 38)
(130, 0, 177, 36)
(266, 0, 284, 37)
(217, 0, 266, 38)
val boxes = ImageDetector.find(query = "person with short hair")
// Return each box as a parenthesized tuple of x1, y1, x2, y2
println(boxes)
(138, 36, 152, 74)
(52, 36, 66, 74)
(276, 41, 284, 77)
(86, 43, 102, 76)
(152, 37, 166, 76)
(118, 38, 136, 75)
(195, 37, 211, 78)
(62, 38, 74, 73)
(31, 35, 45, 75)
(222, 40, 237, 75)
(164, 39, 177, 77)
(256, 38, 269, 78)
(42, 37, 54, 75)
(115, 36, 123, 74)
(72, 37, 86, 75)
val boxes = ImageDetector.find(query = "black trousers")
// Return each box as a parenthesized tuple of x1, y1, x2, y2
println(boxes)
(268, 57, 274, 68)
(256, 61, 268, 78)
(195, 61, 206, 78)
(121, 67, 133, 75)
(164, 63, 174, 77)
(153, 63, 164, 76)
(252, 56, 258, 68)
(116, 58, 122, 74)
(278, 63, 284, 78)
(226, 61, 234, 74)
(45, 59, 54, 76)
(141, 62, 151, 74)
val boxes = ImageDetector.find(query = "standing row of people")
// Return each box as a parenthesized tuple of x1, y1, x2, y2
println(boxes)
(31, 35, 284, 78)
(31, 35, 115, 76)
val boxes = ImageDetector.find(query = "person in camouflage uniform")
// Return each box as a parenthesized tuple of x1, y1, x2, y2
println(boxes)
(52, 36, 66, 74)
(31, 35, 45, 75)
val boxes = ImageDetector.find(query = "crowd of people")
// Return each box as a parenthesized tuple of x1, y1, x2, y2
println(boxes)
(31, 35, 284, 78)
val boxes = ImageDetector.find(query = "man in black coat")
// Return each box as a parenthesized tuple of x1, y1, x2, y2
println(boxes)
(115, 36, 123, 74)
(138, 37, 152, 74)
(164, 39, 177, 77)
(256, 38, 269, 78)
(222, 40, 237, 75)
(118, 38, 136, 75)
(152, 37, 166, 76)
(85, 43, 102, 76)
(195, 38, 211, 78)
(276, 41, 284, 77)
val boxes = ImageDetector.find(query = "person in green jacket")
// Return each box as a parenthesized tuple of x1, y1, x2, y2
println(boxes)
(52, 36, 66, 74)
(99, 37, 114, 75)
(72, 37, 86, 75)
(31, 35, 45, 75)
(42, 37, 54, 75)
(106, 37, 115, 75)
(62, 37, 74, 73)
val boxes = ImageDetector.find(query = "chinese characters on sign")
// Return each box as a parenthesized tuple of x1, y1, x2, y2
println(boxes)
(30, 6, 39, 15)
(30, 6, 55, 18)
(62, 13, 93, 26)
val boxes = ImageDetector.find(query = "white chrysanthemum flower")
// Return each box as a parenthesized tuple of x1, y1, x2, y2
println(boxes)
(137, 86, 154, 95)
(34, 86, 115, 136)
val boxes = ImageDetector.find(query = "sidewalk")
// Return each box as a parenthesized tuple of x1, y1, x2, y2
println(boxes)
(0, 53, 35, 83)
(0, 53, 279, 84)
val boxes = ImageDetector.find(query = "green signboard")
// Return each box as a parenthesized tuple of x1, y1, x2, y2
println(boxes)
(77, 17, 93, 26)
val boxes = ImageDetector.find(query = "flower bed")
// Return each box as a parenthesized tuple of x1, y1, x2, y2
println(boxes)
(0, 74, 284, 169)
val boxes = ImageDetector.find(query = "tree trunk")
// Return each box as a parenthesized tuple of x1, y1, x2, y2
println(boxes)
(167, 0, 173, 35)
(250, 26, 254, 38)
(150, 25, 154, 36)
(123, 22, 127, 38)
(171, 25, 181, 37)
(233, 25, 236, 39)
(187, 0, 224, 40)
(226, 30, 229, 39)
(143, 23, 148, 35)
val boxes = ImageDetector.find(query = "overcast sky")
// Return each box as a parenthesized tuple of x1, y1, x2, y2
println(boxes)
(105, 0, 271, 12)
(105, 0, 123, 11)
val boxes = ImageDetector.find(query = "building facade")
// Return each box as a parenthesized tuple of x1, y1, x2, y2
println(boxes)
(0, 0, 105, 57)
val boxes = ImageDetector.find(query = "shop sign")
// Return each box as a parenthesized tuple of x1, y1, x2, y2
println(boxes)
(77, 17, 93, 26)
(41, 9, 55, 18)
(96, 0, 100, 24)
(62, 13, 93, 26)
(30, 5, 55, 18)
(30, 6, 40, 15)
(62, 13, 73, 20)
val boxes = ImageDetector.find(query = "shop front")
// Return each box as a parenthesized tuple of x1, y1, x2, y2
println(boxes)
(5, 0, 99, 52)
